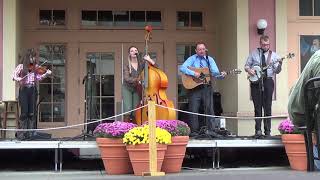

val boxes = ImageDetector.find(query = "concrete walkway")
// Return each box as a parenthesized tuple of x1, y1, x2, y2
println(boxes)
(1, 168, 320, 180)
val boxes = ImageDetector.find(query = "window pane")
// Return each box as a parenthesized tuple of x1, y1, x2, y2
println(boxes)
(39, 10, 51, 25)
(114, 11, 129, 26)
(147, 11, 161, 26)
(100, 53, 114, 96)
(100, 53, 114, 75)
(39, 84, 52, 103)
(53, 10, 65, 25)
(82, 10, 97, 26)
(87, 97, 100, 120)
(315, 0, 320, 16)
(52, 66, 65, 83)
(299, 0, 313, 16)
(53, 103, 64, 122)
(39, 103, 52, 122)
(177, 11, 189, 27)
(101, 98, 114, 119)
(176, 44, 195, 64)
(147, 11, 161, 22)
(131, 11, 145, 22)
(131, 11, 145, 26)
(176, 45, 189, 64)
(101, 75, 114, 96)
(191, 12, 202, 27)
(98, 11, 113, 26)
(53, 84, 65, 102)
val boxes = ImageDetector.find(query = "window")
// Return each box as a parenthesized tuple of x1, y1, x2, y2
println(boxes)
(300, 35, 320, 71)
(299, 0, 320, 16)
(176, 44, 196, 119)
(82, 11, 97, 26)
(81, 10, 162, 27)
(38, 44, 66, 122)
(177, 11, 203, 28)
(85, 52, 115, 132)
(39, 10, 65, 26)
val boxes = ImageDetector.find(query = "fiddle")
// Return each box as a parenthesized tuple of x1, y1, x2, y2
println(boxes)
(28, 63, 49, 75)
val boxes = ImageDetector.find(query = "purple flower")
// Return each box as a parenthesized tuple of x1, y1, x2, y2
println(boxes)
(278, 118, 299, 134)
(93, 121, 137, 138)
(145, 120, 190, 136)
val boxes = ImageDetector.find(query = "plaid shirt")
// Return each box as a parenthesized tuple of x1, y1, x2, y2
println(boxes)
(12, 64, 48, 86)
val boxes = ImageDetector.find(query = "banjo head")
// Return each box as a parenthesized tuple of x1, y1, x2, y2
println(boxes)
(248, 66, 262, 82)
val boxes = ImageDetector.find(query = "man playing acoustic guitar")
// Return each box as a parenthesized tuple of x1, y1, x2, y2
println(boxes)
(244, 35, 283, 138)
(180, 42, 226, 137)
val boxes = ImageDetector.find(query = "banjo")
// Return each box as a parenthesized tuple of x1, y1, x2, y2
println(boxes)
(248, 53, 294, 83)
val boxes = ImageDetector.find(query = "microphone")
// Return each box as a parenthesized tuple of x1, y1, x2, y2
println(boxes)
(135, 53, 139, 56)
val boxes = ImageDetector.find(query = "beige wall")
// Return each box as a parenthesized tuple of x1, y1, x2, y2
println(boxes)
(236, 0, 250, 135)
(20, 0, 222, 137)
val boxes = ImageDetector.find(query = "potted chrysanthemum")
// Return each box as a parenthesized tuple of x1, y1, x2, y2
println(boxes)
(278, 118, 306, 171)
(154, 120, 190, 173)
(123, 125, 171, 176)
(93, 121, 137, 175)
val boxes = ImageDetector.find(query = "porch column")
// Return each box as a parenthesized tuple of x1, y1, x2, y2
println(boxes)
(2, 0, 18, 101)
(0, 0, 3, 100)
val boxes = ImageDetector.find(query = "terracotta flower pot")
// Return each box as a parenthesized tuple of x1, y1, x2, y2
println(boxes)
(281, 134, 307, 171)
(161, 136, 189, 173)
(126, 143, 167, 176)
(96, 138, 133, 175)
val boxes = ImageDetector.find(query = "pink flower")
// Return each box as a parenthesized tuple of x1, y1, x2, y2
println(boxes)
(93, 121, 137, 138)
(278, 118, 299, 134)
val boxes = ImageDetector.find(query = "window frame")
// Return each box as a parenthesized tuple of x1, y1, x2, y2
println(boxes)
(38, 43, 67, 124)
(176, 43, 197, 106)
(298, 0, 320, 19)
(80, 9, 164, 30)
(176, 10, 205, 30)
(38, 9, 67, 29)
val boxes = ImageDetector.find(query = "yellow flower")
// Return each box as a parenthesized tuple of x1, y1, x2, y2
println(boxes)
(122, 125, 172, 145)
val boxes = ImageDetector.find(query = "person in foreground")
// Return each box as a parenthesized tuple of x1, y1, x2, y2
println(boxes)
(288, 49, 320, 170)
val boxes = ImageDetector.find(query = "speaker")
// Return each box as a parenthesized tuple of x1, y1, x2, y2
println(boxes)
(28, 131, 52, 140)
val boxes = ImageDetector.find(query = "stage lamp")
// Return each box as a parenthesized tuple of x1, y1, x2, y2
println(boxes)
(257, 19, 267, 35)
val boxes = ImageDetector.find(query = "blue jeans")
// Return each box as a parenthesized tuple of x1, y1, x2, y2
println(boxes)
(314, 145, 320, 170)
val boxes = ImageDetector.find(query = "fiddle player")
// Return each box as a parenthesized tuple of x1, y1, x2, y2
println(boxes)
(12, 48, 51, 140)
(122, 46, 156, 122)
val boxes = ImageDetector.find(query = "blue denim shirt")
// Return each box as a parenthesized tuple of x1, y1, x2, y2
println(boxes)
(179, 54, 223, 79)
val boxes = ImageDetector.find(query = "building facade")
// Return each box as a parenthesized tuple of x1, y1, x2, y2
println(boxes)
(0, 0, 315, 137)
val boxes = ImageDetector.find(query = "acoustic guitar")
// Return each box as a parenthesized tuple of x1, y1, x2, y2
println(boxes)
(247, 53, 294, 83)
(181, 67, 242, 89)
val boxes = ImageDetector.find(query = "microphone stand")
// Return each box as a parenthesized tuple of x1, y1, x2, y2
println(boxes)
(67, 56, 94, 141)
(257, 48, 265, 139)
(204, 51, 214, 134)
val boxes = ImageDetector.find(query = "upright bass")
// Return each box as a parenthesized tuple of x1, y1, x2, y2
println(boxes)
(135, 25, 176, 125)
